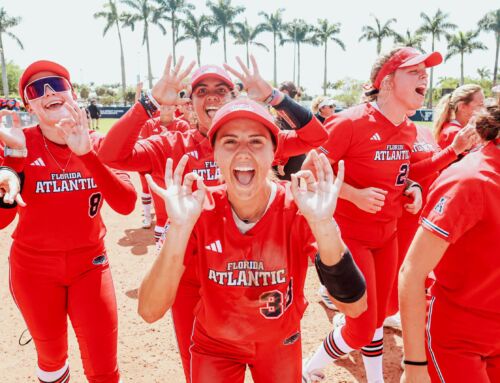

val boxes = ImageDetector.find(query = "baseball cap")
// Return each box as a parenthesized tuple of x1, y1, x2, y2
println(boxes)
(19, 60, 72, 106)
(373, 47, 443, 89)
(208, 98, 279, 149)
(319, 99, 336, 109)
(191, 65, 234, 90)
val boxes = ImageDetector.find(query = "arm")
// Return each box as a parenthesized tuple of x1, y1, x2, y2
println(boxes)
(0, 166, 25, 228)
(399, 228, 448, 383)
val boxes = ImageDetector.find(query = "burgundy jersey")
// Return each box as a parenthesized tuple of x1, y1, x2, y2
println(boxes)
(421, 142, 500, 316)
(184, 183, 317, 342)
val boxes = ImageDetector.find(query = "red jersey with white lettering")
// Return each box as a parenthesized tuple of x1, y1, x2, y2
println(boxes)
(319, 103, 417, 227)
(139, 117, 190, 139)
(437, 120, 462, 150)
(184, 183, 317, 342)
(0, 126, 136, 251)
(421, 142, 500, 316)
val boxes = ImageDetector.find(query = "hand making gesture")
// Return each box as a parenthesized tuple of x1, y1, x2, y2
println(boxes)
(0, 167, 26, 206)
(151, 55, 196, 106)
(54, 103, 92, 156)
(146, 155, 206, 228)
(0, 110, 26, 149)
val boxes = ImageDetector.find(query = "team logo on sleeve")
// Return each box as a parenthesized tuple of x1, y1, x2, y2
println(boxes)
(433, 197, 448, 215)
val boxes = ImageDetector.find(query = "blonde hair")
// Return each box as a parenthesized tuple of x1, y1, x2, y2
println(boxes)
(363, 46, 406, 102)
(311, 96, 328, 114)
(433, 84, 483, 140)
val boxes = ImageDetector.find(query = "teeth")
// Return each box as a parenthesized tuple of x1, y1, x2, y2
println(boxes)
(234, 167, 254, 171)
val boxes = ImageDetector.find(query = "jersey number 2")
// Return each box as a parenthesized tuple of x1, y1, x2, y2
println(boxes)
(395, 164, 409, 186)
(259, 279, 293, 319)
(89, 192, 102, 217)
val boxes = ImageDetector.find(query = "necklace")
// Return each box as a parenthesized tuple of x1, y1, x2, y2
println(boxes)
(42, 134, 73, 173)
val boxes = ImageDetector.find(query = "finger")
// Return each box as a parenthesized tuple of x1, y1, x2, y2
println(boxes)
(249, 55, 260, 75)
(294, 169, 317, 191)
(290, 174, 300, 199)
(319, 153, 333, 184)
(335, 160, 345, 186)
(145, 174, 165, 198)
(15, 193, 26, 207)
(313, 152, 325, 183)
(178, 60, 196, 81)
(236, 56, 251, 77)
(173, 155, 189, 186)
(182, 172, 199, 193)
(372, 199, 385, 208)
(173, 55, 184, 77)
(63, 102, 80, 123)
(372, 192, 386, 201)
(80, 108, 89, 131)
(194, 177, 207, 204)
(372, 187, 388, 195)
(163, 55, 173, 76)
(223, 63, 244, 82)
(176, 97, 192, 105)
(164, 158, 174, 188)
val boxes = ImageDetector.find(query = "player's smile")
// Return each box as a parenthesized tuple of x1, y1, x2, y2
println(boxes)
(233, 165, 255, 186)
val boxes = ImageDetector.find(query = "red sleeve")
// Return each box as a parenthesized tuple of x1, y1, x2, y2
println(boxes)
(97, 102, 156, 173)
(172, 119, 191, 133)
(409, 146, 458, 182)
(0, 157, 24, 228)
(274, 117, 327, 161)
(420, 173, 483, 243)
(317, 115, 354, 163)
(437, 126, 460, 150)
(139, 119, 154, 139)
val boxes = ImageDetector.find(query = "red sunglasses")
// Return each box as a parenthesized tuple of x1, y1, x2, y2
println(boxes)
(24, 76, 72, 101)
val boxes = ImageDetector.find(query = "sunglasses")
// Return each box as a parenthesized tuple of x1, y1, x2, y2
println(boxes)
(24, 76, 72, 102)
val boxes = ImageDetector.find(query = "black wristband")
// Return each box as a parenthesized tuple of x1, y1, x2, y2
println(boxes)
(403, 360, 428, 366)
(273, 94, 312, 130)
(315, 249, 366, 303)
(139, 93, 159, 118)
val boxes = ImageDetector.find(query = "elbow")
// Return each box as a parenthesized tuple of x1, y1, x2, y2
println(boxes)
(138, 308, 163, 324)
(137, 300, 172, 324)
(117, 194, 137, 216)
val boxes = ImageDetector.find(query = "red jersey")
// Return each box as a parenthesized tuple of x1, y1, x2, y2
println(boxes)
(319, 103, 417, 226)
(184, 183, 317, 342)
(0, 126, 136, 251)
(421, 142, 500, 316)
(437, 120, 461, 150)
(139, 117, 190, 139)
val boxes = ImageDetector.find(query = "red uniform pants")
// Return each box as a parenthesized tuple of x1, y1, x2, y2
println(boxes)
(426, 297, 500, 383)
(9, 242, 120, 383)
(190, 321, 302, 383)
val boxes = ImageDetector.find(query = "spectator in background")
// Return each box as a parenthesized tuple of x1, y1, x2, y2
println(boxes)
(311, 96, 336, 124)
(88, 99, 101, 130)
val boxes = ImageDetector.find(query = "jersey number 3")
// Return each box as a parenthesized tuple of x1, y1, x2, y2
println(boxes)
(88, 192, 102, 218)
(259, 279, 293, 319)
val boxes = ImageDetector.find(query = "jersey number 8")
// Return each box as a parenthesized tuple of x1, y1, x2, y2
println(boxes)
(88, 192, 102, 218)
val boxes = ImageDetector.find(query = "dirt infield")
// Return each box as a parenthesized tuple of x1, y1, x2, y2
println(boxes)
(0, 173, 403, 382)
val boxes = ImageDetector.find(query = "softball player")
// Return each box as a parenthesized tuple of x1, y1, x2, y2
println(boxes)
(1, 60, 136, 383)
(98, 55, 328, 381)
(303, 47, 442, 383)
(399, 105, 500, 383)
(138, 98, 366, 383)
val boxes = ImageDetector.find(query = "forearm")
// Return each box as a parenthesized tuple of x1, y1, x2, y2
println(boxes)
(308, 218, 345, 266)
(339, 182, 357, 203)
(138, 223, 192, 323)
(409, 146, 457, 182)
(79, 150, 137, 215)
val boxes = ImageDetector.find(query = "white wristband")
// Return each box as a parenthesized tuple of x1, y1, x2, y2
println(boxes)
(146, 89, 161, 109)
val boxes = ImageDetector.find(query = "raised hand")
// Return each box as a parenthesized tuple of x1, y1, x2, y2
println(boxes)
(452, 120, 480, 154)
(151, 55, 195, 106)
(291, 151, 344, 223)
(223, 55, 273, 102)
(0, 168, 26, 206)
(54, 103, 92, 156)
(0, 110, 26, 149)
(146, 155, 206, 228)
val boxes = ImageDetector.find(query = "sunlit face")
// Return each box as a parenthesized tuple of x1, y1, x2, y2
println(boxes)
(458, 91, 485, 123)
(320, 105, 334, 118)
(25, 71, 76, 126)
(214, 118, 275, 201)
(390, 63, 428, 111)
(191, 78, 232, 135)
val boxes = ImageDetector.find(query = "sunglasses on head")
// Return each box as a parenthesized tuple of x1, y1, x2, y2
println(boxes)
(24, 76, 72, 102)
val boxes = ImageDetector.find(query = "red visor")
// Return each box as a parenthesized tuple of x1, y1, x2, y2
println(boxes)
(373, 48, 443, 90)
(191, 65, 234, 90)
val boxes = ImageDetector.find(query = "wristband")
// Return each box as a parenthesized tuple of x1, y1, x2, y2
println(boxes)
(146, 89, 161, 109)
(264, 88, 284, 107)
(404, 180, 422, 195)
(403, 360, 428, 366)
(4, 146, 27, 158)
(139, 92, 159, 118)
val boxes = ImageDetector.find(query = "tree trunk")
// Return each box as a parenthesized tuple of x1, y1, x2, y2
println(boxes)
(172, 11, 177, 65)
(145, 25, 153, 88)
(196, 39, 201, 66)
(116, 20, 127, 106)
(223, 26, 227, 63)
(0, 34, 8, 97)
(377, 38, 381, 55)
(427, 35, 435, 108)
(298, 41, 301, 88)
(493, 33, 499, 86)
(460, 52, 464, 86)
(273, 33, 277, 86)
(323, 40, 328, 96)
(292, 41, 296, 84)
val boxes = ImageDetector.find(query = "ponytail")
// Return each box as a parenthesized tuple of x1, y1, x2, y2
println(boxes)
(433, 94, 453, 141)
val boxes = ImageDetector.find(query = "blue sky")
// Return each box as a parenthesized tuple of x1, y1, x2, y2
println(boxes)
(2, 0, 497, 95)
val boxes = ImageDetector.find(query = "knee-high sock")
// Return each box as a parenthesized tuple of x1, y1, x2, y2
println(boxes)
(141, 193, 152, 218)
(305, 326, 354, 372)
(37, 361, 70, 383)
(361, 327, 384, 383)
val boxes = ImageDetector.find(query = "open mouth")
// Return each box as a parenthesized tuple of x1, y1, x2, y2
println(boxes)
(205, 105, 219, 119)
(44, 100, 64, 110)
(415, 86, 426, 96)
(233, 166, 255, 186)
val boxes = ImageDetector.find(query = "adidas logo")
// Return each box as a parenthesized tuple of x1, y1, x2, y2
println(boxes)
(30, 158, 46, 167)
(370, 133, 381, 141)
(205, 240, 222, 253)
(187, 150, 199, 159)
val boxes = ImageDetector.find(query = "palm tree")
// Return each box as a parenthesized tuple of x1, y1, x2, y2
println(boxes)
(230, 19, 268, 67)
(478, 9, 500, 86)
(394, 29, 426, 50)
(177, 10, 214, 65)
(312, 19, 345, 95)
(283, 19, 313, 87)
(155, 0, 194, 65)
(0, 7, 23, 97)
(477, 67, 492, 80)
(259, 9, 285, 86)
(94, 0, 128, 105)
(121, 0, 166, 88)
(446, 30, 487, 85)
(359, 15, 397, 54)
(206, 0, 245, 63)
(418, 9, 457, 107)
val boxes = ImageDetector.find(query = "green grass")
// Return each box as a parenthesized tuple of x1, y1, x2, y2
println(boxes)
(94, 118, 116, 135)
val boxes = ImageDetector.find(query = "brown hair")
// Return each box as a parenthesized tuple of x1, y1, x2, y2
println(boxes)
(363, 46, 406, 102)
(279, 81, 299, 99)
(475, 105, 500, 141)
(432, 84, 483, 141)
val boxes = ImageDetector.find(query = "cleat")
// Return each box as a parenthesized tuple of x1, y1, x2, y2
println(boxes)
(383, 312, 402, 330)
(142, 217, 152, 229)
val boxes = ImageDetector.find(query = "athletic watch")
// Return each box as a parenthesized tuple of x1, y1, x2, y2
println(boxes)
(4, 146, 27, 158)
(139, 91, 159, 118)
